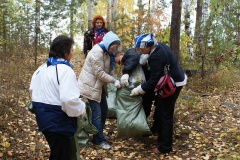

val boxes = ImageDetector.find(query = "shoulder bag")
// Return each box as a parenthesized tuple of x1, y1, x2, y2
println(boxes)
(154, 45, 176, 98)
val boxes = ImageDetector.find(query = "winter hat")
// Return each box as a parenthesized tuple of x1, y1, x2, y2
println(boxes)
(99, 31, 120, 50)
(134, 33, 155, 48)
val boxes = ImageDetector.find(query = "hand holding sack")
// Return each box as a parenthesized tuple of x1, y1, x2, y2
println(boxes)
(130, 85, 145, 96)
(120, 74, 129, 87)
(130, 88, 139, 96)
(114, 80, 121, 88)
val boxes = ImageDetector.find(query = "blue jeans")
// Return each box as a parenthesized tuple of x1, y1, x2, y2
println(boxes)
(88, 91, 108, 145)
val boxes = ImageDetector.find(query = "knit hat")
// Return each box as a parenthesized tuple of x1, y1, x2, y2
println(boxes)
(99, 31, 120, 50)
(134, 33, 155, 48)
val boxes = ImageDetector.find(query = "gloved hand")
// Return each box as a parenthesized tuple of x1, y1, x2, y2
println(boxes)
(139, 54, 149, 65)
(130, 85, 145, 96)
(120, 74, 129, 87)
(130, 87, 140, 96)
(114, 80, 121, 88)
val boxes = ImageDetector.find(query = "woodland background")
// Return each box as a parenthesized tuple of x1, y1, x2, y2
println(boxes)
(0, 0, 240, 159)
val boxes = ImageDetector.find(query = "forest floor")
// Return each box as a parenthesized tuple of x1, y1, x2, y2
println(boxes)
(0, 53, 240, 160)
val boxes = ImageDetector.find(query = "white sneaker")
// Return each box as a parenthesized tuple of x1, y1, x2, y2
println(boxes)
(98, 142, 111, 150)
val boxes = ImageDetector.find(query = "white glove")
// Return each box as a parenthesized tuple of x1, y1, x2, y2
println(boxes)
(130, 85, 145, 96)
(130, 87, 140, 96)
(120, 74, 129, 87)
(114, 80, 121, 88)
(139, 54, 149, 65)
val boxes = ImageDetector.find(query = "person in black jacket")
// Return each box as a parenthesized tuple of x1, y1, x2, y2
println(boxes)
(114, 48, 140, 86)
(130, 33, 187, 154)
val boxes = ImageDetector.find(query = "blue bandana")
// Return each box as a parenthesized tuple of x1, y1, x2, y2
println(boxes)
(94, 27, 105, 36)
(135, 33, 154, 48)
(98, 43, 115, 71)
(46, 57, 71, 67)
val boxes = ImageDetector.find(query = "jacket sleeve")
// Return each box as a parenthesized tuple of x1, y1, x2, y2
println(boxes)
(122, 49, 140, 74)
(83, 29, 93, 54)
(59, 66, 86, 117)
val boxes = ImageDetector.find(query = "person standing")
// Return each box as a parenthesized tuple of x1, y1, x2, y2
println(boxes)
(130, 33, 187, 154)
(30, 35, 86, 159)
(78, 31, 121, 149)
(83, 15, 109, 56)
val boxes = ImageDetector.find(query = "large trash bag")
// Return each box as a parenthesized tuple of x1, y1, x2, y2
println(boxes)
(128, 64, 146, 89)
(75, 104, 98, 148)
(106, 83, 117, 118)
(116, 64, 151, 137)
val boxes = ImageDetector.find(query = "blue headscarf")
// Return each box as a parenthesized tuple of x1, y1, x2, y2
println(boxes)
(98, 31, 120, 71)
(135, 33, 155, 48)
(98, 43, 115, 71)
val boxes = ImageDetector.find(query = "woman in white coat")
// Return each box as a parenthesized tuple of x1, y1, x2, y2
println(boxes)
(30, 35, 86, 159)
(78, 31, 121, 149)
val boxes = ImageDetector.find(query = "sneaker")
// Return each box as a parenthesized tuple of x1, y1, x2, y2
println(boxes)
(98, 142, 111, 150)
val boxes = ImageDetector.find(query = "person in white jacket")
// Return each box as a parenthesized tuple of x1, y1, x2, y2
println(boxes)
(29, 35, 86, 160)
(78, 31, 121, 149)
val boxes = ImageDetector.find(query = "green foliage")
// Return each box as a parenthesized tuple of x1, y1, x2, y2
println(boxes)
(192, 0, 239, 76)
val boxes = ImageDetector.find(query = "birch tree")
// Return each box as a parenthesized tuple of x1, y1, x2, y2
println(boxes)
(111, 0, 118, 30)
(87, 0, 94, 30)
(184, 0, 194, 59)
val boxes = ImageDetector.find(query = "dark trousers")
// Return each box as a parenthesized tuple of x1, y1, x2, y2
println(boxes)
(142, 91, 155, 118)
(43, 131, 74, 160)
(154, 86, 183, 153)
(143, 91, 161, 134)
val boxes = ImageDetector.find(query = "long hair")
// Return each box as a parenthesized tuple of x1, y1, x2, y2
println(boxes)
(49, 35, 74, 58)
(91, 15, 106, 28)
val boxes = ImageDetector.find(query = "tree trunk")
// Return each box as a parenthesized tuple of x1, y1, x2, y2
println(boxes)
(87, 0, 93, 30)
(137, 0, 143, 35)
(70, 0, 75, 38)
(107, 0, 112, 30)
(2, 0, 8, 54)
(34, 0, 40, 66)
(194, 0, 203, 43)
(111, 0, 118, 31)
(184, 0, 194, 59)
(170, 0, 182, 60)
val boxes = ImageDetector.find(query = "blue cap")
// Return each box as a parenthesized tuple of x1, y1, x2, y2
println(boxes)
(134, 33, 154, 48)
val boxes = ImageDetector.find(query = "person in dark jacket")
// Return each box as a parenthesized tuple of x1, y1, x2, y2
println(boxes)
(114, 48, 141, 86)
(130, 33, 187, 154)
(83, 15, 109, 56)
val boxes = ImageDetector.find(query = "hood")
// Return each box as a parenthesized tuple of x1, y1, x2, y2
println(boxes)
(99, 31, 120, 50)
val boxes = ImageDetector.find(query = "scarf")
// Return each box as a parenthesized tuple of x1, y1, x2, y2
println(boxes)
(94, 27, 105, 36)
(98, 43, 115, 71)
(46, 57, 71, 67)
